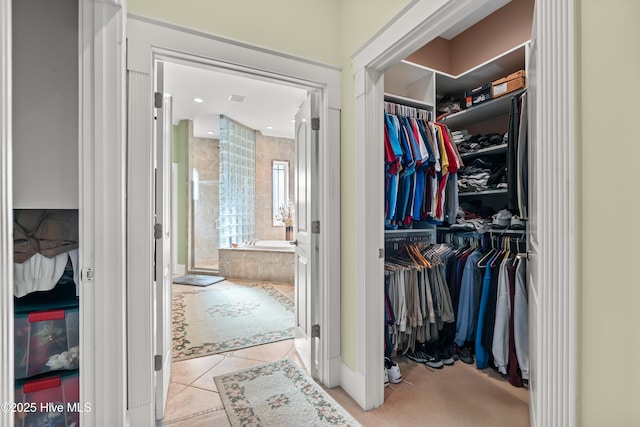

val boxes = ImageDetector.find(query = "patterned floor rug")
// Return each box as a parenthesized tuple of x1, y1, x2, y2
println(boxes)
(173, 282, 294, 361)
(214, 359, 362, 427)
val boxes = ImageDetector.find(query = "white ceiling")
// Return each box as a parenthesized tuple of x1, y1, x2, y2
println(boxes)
(164, 61, 308, 140)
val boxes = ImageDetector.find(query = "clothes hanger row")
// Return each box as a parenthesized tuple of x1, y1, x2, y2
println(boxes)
(384, 101, 431, 120)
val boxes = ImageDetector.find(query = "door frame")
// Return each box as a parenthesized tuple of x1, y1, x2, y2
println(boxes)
(0, 2, 13, 425)
(1, 1, 128, 426)
(351, 0, 577, 422)
(126, 15, 342, 426)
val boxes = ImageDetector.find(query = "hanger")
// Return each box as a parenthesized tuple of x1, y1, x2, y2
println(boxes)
(477, 233, 496, 268)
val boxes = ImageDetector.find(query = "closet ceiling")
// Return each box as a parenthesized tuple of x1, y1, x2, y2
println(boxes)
(164, 61, 308, 140)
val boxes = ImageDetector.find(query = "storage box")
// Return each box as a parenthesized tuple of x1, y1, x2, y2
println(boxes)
(492, 70, 526, 98)
(14, 306, 79, 380)
(14, 372, 80, 427)
(465, 83, 493, 108)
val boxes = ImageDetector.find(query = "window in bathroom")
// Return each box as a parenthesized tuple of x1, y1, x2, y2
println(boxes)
(218, 115, 256, 247)
(272, 160, 289, 226)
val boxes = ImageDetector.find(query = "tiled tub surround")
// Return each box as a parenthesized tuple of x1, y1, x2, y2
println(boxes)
(218, 241, 294, 283)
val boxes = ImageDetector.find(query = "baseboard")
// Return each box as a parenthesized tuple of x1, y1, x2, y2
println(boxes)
(340, 362, 367, 411)
(325, 355, 342, 388)
(173, 264, 186, 275)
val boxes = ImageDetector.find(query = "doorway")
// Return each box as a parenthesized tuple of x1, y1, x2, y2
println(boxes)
(126, 16, 342, 425)
(163, 61, 306, 276)
(352, 0, 577, 425)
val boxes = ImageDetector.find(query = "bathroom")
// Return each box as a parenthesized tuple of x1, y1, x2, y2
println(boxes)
(166, 61, 305, 284)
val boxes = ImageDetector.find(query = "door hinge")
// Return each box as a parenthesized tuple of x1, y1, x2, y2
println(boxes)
(154, 223, 162, 239)
(154, 92, 163, 108)
(379, 248, 385, 259)
(311, 221, 320, 234)
(154, 354, 162, 371)
(81, 267, 94, 282)
(311, 324, 320, 338)
(311, 117, 320, 131)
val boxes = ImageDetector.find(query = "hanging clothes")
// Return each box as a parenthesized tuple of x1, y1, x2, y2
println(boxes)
(384, 102, 462, 229)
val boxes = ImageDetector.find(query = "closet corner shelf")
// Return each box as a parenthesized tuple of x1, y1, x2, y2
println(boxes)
(439, 88, 525, 128)
(459, 143, 507, 159)
(384, 93, 434, 111)
(458, 189, 507, 197)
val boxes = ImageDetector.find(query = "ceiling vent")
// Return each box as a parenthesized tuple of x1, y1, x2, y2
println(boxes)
(228, 94, 245, 102)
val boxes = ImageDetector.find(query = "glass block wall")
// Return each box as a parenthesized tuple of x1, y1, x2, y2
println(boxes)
(218, 116, 256, 247)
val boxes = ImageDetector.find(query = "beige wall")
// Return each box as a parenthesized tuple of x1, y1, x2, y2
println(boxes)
(186, 120, 220, 268)
(255, 133, 295, 241)
(578, 0, 640, 424)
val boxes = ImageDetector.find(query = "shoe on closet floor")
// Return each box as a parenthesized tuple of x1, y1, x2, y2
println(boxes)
(385, 357, 403, 384)
(405, 346, 427, 364)
(438, 341, 455, 366)
(384, 367, 389, 388)
(422, 342, 444, 369)
(454, 344, 474, 364)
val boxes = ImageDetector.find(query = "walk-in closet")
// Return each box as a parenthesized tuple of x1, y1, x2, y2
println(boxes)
(380, 0, 534, 423)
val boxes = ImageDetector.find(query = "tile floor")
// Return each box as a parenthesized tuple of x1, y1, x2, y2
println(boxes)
(162, 280, 529, 426)
(161, 338, 304, 426)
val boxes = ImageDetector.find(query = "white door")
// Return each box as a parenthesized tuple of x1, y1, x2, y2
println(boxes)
(154, 61, 173, 420)
(294, 93, 320, 377)
(526, 31, 540, 427)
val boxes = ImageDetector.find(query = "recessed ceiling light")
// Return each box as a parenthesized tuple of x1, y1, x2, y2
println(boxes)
(291, 119, 295, 123)
(266, 126, 273, 130)
(193, 98, 204, 103)
(206, 131, 215, 135)
(228, 94, 245, 102)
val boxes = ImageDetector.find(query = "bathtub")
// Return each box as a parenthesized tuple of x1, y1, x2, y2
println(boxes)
(218, 240, 294, 283)
(239, 240, 295, 252)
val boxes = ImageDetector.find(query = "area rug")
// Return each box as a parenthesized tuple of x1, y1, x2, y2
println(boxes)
(214, 359, 362, 427)
(172, 274, 226, 287)
(173, 281, 294, 361)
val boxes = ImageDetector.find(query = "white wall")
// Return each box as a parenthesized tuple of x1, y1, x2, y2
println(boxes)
(12, 0, 78, 208)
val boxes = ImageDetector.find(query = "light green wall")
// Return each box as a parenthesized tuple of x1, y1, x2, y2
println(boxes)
(578, 0, 640, 424)
(336, 0, 413, 370)
(129, 0, 411, 372)
(127, 0, 341, 65)
(173, 121, 188, 266)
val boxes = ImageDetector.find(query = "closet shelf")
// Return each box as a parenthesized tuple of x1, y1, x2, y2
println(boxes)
(384, 228, 435, 236)
(437, 225, 525, 235)
(459, 144, 507, 159)
(384, 93, 434, 110)
(458, 189, 507, 197)
(439, 89, 525, 128)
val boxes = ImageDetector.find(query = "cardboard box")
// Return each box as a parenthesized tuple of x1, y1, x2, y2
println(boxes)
(464, 83, 492, 108)
(492, 70, 526, 98)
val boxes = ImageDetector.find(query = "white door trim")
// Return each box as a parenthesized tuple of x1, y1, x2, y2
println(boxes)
(0, 1, 13, 425)
(351, 0, 577, 419)
(126, 16, 342, 426)
(79, 1, 128, 426)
